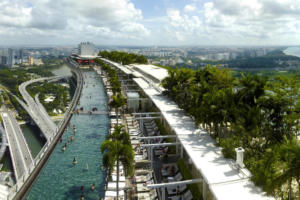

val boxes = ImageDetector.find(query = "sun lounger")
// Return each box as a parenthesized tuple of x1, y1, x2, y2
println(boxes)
(168, 190, 192, 200)
(105, 190, 125, 199)
(161, 164, 179, 177)
(112, 175, 126, 182)
(167, 184, 187, 195)
(183, 190, 193, 200)
(135, 169, 153, 175)
(107, 181, 126, 190)
(131, 139, 141, 145)
(135, 173, 153, 183)
(137, 180, 153, 193)
(154, 147, 168, 156)
(134, 154, 145, 161)
(111, 169, 124, 176)
(174, 172, 183, 181)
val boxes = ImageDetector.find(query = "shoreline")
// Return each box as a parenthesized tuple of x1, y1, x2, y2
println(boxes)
(283, 46, 300, 58)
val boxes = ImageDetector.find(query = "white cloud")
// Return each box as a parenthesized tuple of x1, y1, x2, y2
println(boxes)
(0, 0, 150, 45)
(1, 0, 300, 45)
(159, 0, 300, 45)
(0, 1, 31, 27)
(184, 4, 196, 13)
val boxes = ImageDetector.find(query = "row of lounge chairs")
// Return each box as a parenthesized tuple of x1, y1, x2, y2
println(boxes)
(160, 163, 193, 200)
(142, 119, 194, 200)
(126, 115, 158, 200)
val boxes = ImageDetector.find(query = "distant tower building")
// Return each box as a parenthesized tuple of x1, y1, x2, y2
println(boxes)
(19, 49, 23, 60)
(28, 56, 34, 65)
(7, 49, 14, 68)
(1, 56, 7, 65)
(78, 42, 96, 57)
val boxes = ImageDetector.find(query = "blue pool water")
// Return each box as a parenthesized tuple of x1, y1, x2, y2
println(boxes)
(25, 70, 108, 200)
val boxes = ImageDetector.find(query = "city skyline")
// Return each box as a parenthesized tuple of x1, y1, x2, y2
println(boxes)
(1, 0, 300, 46)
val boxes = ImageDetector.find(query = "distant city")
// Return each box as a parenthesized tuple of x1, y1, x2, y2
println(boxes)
(0, 44, 299, 69)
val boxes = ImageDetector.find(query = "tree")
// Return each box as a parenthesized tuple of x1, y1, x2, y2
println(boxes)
(276, 138, 300, 199)
(101, 126, 134, 199)
(109, 93, 126, 125)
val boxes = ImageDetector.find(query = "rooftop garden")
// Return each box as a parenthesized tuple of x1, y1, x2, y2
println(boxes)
(161, 66, 300, 199)
(98, 50, 148, 65)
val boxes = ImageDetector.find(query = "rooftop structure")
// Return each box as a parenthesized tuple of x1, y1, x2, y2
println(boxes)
(101, 58, 275, 200)
(129, 64, 168, 83)
(78, 42, 97, 58)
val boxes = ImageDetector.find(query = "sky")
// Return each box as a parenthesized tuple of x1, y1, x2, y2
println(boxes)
(1, 0, 300, 46)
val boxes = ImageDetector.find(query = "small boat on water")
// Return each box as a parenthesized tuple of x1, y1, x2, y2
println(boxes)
(73, 157, 77, 165)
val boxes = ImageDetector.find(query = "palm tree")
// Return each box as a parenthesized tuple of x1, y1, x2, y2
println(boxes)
(101, 126, 134, 199)
(109, 93, 126, 125)
(106, 125, 130, 145)
(275, 138, 300, 199)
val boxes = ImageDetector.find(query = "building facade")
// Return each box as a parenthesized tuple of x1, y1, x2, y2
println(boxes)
(78, 42, 96, 57)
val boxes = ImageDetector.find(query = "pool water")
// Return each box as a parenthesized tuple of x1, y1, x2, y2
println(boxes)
(25, 70, 109, 200)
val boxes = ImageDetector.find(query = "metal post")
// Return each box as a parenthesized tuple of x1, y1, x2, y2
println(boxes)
(141, 118, 144, 135)
(162, 187, 165, 200)
(203, 181, 207, 200)
(147, 146, 150, 162)
(176, 137, 178, 155)
(150, 146, 153, 168)
(181, 145, 183, 158)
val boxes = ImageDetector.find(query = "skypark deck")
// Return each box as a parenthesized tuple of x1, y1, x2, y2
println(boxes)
(101, 58, 274, 200)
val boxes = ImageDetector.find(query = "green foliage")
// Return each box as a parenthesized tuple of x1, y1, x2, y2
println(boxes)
(176, 158, 202, 200)
(162, 65, 300, 198)
(219, 136, 241, 158)
(27, 82, 69, 115)
(100, 125, 134, 199)
(95, 58, 122, 94)
(99, 50, 147, 65)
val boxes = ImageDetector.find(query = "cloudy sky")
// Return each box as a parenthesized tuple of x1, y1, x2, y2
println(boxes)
(1, 0, 300, 46)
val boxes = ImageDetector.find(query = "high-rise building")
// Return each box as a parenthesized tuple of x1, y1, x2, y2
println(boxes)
(7, 49, 14, 68)
(28, 56, 34, 65)
(0, 48, 14, 67)
(78, 42, 96, 57)
(1, 56, 7, 65)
